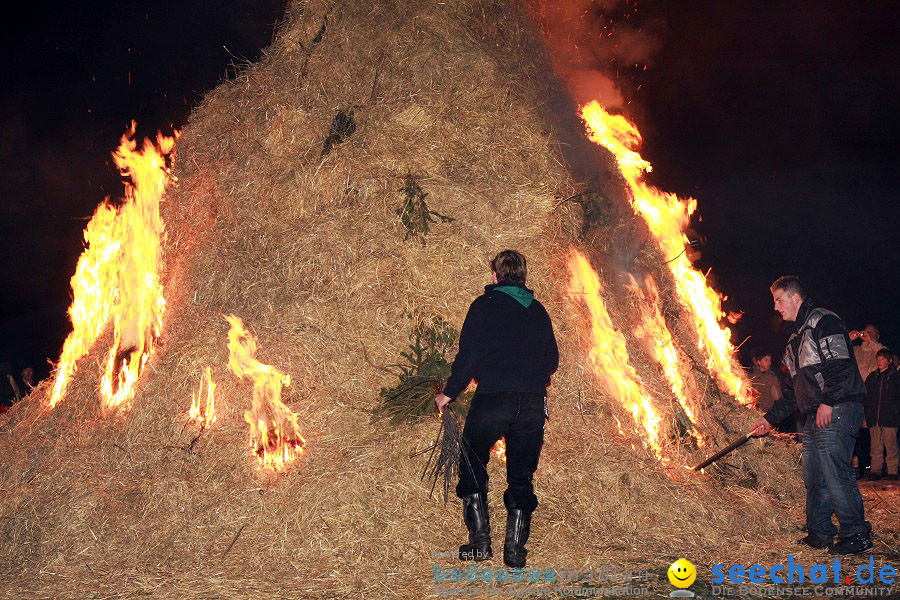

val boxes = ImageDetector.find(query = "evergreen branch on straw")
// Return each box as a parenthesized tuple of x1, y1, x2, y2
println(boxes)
(425, 409, 460, 501)
(413, 408, 478, 503)
(375, 316, 470, 424)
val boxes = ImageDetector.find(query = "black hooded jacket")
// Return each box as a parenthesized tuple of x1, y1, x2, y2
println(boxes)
(764, 298, 866, 426)
(443, 281, 558, 400)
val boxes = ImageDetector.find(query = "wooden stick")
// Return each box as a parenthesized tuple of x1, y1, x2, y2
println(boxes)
(693, 434, 752, 471)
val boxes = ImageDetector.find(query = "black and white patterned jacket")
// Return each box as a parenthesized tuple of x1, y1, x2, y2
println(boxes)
(764, 299, 866, 425)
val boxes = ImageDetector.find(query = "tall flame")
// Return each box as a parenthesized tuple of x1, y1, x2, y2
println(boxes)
(49, 124, 175, 410)
(626, 274, 704, 447)
(189, 367, 216, 429)
(579, 102, 751, 405)
(225, 315, 306, 471)
(567, 250, 664, 460)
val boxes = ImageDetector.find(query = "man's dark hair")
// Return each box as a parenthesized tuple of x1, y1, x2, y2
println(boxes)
(770, 275, 806, 298)
(876, 348, 892, 360)
(491, 250, 527, 284)
(751, 347, 771, 362)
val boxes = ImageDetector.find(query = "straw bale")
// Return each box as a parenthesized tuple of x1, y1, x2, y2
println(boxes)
(1, 1, 894, 598)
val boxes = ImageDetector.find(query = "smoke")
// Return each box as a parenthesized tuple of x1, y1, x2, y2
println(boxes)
(517, 1, 665, 268)
(531, 0, 662, 109)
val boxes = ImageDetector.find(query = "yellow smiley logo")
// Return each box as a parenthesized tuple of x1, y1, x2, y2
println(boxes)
(668, 558, 696, 588)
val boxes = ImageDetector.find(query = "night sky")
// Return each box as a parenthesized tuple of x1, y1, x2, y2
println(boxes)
(1, 2, 897, 391)
(0, 1, 288, 384)
(624, 1, 899, 358)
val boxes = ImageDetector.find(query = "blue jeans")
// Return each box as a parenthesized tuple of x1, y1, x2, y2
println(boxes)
(802, 402, 871, 541)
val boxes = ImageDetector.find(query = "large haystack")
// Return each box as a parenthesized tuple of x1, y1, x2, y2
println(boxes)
(4, 1, 894, 597)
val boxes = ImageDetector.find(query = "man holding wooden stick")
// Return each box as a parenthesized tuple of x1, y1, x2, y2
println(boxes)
(750, 276, 872, 555)
(435, 250, 558, 568)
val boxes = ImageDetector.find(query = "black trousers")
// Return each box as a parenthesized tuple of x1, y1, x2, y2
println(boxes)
(456, 391, 546, 512)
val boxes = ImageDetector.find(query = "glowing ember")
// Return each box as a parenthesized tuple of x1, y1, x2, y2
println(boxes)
(225, 315, 306, 471)
(626, 274, 704, 447)
(189, 367, 216, 429)
(49, 123, 175, 410)
(567, 250, 664, 460)
(579, 102, 752, 405)
(492, 438, 507, 463)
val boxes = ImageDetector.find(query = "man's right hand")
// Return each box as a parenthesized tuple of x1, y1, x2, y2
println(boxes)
(434, 393, 452, 413)
(749, 416, 773, 437)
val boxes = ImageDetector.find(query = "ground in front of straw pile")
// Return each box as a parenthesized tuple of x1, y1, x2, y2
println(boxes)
(2, 384, 898, 600)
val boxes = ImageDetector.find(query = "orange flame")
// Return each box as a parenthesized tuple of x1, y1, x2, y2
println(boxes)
(49, 123, 175, 410)
(626, 274, 704, 447)
(225, 315, 306, 471)
(189, 367, 216, 429)
(491, 438, 507, 463)
(579, 102, 751, 405)
(567, 250, 664, 460)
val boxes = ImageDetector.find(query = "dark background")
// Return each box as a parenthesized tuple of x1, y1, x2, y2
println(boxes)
(625, 1, 900, 360)
(0, 1, 289, 389)
(1, 1, 897, 396)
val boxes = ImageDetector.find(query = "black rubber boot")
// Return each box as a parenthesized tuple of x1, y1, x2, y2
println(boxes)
(503, 509, 532, 568)
(459, 493, 492, 561)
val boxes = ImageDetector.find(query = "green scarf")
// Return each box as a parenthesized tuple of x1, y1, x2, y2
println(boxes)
(494, 285, 533, 308)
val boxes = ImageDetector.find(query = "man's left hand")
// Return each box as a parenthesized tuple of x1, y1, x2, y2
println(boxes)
(815, 403, 833, 429)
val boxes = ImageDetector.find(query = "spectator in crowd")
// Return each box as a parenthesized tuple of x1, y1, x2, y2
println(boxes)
(853, 423, 872, 480)
(850, 324, 884, 477)
(851, 324, 884, 380)
(863, 349, 899, 480)
(750, 347, 798, 433)
(21, 367, 34, 391)
(750, 348, 782, 412)
(1, 361, 22, 407)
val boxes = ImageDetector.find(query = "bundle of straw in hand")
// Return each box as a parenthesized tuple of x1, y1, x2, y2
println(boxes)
(415, 391, 476, 502)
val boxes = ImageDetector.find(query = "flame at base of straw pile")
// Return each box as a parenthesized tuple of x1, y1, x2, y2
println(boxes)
(189, 367, 217, 429)
(566, 250, 665, 461)
(225, 315, 306, 471)
(49, 123, 175, 411)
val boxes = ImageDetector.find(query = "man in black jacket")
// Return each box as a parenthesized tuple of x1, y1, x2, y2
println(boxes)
(435, 250, 558, 569)
(864, 349, 899, 480)
(751, 276, 871, 554)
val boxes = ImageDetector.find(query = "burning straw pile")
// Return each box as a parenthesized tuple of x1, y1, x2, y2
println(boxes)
(5, 0, 882, 597)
